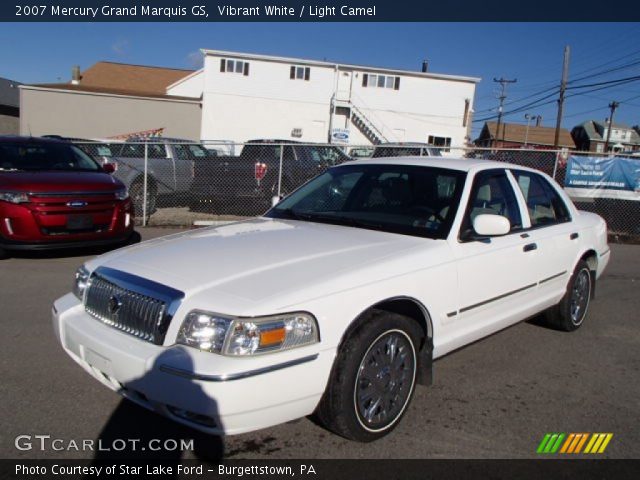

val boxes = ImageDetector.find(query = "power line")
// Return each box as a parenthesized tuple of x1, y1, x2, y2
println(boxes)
(474, 75, 640, 123)
(492, 77, 517, 147)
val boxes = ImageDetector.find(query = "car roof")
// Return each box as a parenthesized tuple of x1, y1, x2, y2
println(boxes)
(0, 135, 67, 145)
(375, 142, 438, 147)
(340, 156, 530, 173)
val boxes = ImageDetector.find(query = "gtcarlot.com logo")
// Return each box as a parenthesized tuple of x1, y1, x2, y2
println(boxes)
(537, 433, 613, 454)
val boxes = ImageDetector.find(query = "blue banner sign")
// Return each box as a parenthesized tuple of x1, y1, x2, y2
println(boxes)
(564, 156, 640, 201)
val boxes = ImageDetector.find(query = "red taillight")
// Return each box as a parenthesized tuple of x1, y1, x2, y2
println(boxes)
(255, 162, 267, 181)
(102, 161, 117, 173)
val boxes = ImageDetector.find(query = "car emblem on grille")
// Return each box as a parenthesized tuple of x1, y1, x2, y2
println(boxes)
(107, 295, 123, 315)
(66, 200, 88, 208)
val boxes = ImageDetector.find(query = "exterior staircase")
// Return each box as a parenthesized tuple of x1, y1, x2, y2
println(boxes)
(349, 103, 388, 144)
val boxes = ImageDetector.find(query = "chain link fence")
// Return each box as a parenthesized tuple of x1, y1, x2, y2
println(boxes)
(72, 140, 639, 241)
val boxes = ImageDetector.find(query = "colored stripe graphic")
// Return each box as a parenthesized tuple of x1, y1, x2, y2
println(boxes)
(539, 433, 613, 454)
(584, 433, 614, 454)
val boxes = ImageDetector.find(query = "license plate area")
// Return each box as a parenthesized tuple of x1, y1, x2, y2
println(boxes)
(66, 214, 93, 230)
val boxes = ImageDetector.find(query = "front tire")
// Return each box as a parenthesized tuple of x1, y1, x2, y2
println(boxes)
(316, 309, 421, 442)
(546, 260, 593, 331)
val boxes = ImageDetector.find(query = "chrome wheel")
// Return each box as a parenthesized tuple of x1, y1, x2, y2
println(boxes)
(354, 330, 416, 432)
(570, 268, 591, 325)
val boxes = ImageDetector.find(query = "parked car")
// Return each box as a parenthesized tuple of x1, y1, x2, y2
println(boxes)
(51, 136, 208, 218)
(349, 146, 375, 159)
(190, 140, 351, 214)
(54, 156, 609, 441)
(372, 142, 443, 158)
(0, 136, 136, 259)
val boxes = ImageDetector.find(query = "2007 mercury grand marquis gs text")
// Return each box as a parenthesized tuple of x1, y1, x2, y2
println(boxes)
(53, 157, 610, 441)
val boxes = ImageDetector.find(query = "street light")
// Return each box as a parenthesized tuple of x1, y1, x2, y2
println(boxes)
(524, 114, 542, 148)
(524, 114, 533, 147)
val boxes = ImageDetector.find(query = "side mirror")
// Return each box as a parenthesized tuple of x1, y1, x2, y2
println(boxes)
(271, 195, 282, 207)
(102, 163, 116, 174)
(472, 214, 511, 237)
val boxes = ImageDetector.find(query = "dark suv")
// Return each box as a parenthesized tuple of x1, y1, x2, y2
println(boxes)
(0, 137, 136, 258)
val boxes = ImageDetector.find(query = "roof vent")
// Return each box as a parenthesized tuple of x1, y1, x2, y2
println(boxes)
(421, 60, 429, 73)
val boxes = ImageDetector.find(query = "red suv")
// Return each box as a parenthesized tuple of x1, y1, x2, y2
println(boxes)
(0, 136, 136, 259)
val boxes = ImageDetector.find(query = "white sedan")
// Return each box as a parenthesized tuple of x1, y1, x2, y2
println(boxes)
(53, 157, 610, 442)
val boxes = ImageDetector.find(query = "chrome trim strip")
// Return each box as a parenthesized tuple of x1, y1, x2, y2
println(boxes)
(160, 354, 319, 382)
(600, 248, 611, 257)
(459, 283, 537, 314)
(539, 271, 567, 285)
(446, 311, 457, 318)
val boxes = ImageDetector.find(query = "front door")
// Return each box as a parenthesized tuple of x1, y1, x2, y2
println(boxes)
(445, 169, 538, 351)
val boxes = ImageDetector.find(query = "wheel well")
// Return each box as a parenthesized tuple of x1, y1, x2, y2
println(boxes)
(581, 249, 598, 272)
(343, 297, 434, 385)
(132, 175, 157, 192)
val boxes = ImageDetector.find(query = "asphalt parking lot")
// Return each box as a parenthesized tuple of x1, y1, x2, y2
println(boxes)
(1, 227, 639, 461)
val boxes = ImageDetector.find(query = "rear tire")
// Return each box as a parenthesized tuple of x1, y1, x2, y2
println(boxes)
(546, 260, 593, 332)
(315, 309, 421, 442)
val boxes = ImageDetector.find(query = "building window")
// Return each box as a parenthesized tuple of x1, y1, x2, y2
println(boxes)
(290, 66, 310, 81)
(362, 73, 400, 90)
(220, 58, 249, 76)
(428, 135, 452, 151)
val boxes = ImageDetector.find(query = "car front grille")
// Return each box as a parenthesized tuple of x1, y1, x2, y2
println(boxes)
(84, 267, 184, 345)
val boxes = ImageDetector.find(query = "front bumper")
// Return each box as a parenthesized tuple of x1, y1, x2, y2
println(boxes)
(52, 294, 333, 435)
(2, 231, 134, 251)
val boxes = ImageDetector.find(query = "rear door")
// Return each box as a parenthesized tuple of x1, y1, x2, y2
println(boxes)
(447, 169, 538, 348)
(510, 169, 576, 298)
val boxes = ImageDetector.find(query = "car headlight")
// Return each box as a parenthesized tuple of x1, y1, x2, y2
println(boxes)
(115, 187, 129, 200)
(0, 191, 29, 204)
(177, 311, 319, 356)
(72, 265, 91, 300)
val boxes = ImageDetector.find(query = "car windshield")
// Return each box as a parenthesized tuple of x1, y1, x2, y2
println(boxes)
(0, 143, 101, 172)
(266, 164, 466, 239)
(297, 145, 349, 164)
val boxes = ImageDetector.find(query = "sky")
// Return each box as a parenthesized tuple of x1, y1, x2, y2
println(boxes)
(1, 22, 638, 139)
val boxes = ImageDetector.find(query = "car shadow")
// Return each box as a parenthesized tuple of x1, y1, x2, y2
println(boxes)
(4, 232, 140, 261)
(90, 350, 225, 464)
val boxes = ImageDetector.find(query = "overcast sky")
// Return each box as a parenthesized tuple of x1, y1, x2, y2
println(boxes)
(1, 22, 638, 138)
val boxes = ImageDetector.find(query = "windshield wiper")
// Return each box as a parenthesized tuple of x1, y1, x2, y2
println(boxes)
(276, 208, 384, 231)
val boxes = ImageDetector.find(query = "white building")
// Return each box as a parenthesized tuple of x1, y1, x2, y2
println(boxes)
(168, 50, 480, 147)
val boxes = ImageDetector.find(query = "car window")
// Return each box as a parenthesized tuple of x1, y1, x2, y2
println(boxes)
(0, 143, 101, 172)
(174, 144, 209, 160)
(297, 146, 347, 165)
(120, 143, 167, 159)
(461, 170, 522, 239)
(512, 171, 571, 227)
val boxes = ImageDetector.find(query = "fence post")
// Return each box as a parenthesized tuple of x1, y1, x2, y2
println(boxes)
(142, 141, 148, 227)
(277, 144, 284, 198)
(552, 151, 559, 180)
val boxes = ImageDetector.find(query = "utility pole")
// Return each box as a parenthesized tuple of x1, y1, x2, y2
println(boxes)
(493, 77, 517, 148)
(554, 46, 571, 148)
(604, 101, 620, 152)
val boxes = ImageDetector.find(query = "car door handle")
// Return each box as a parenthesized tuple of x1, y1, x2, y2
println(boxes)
(570, 232, 579, 240)
(523, 243, 538, 252)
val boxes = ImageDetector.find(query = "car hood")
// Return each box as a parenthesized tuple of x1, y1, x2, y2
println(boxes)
(87, 218, 444, 313)
(0, 171, 122, 193)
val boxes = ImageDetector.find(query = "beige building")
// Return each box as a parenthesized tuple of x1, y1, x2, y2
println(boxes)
(19, 62, 201, 139)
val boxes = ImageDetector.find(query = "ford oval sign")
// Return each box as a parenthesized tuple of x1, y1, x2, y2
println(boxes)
(66, 201, 88, 208)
